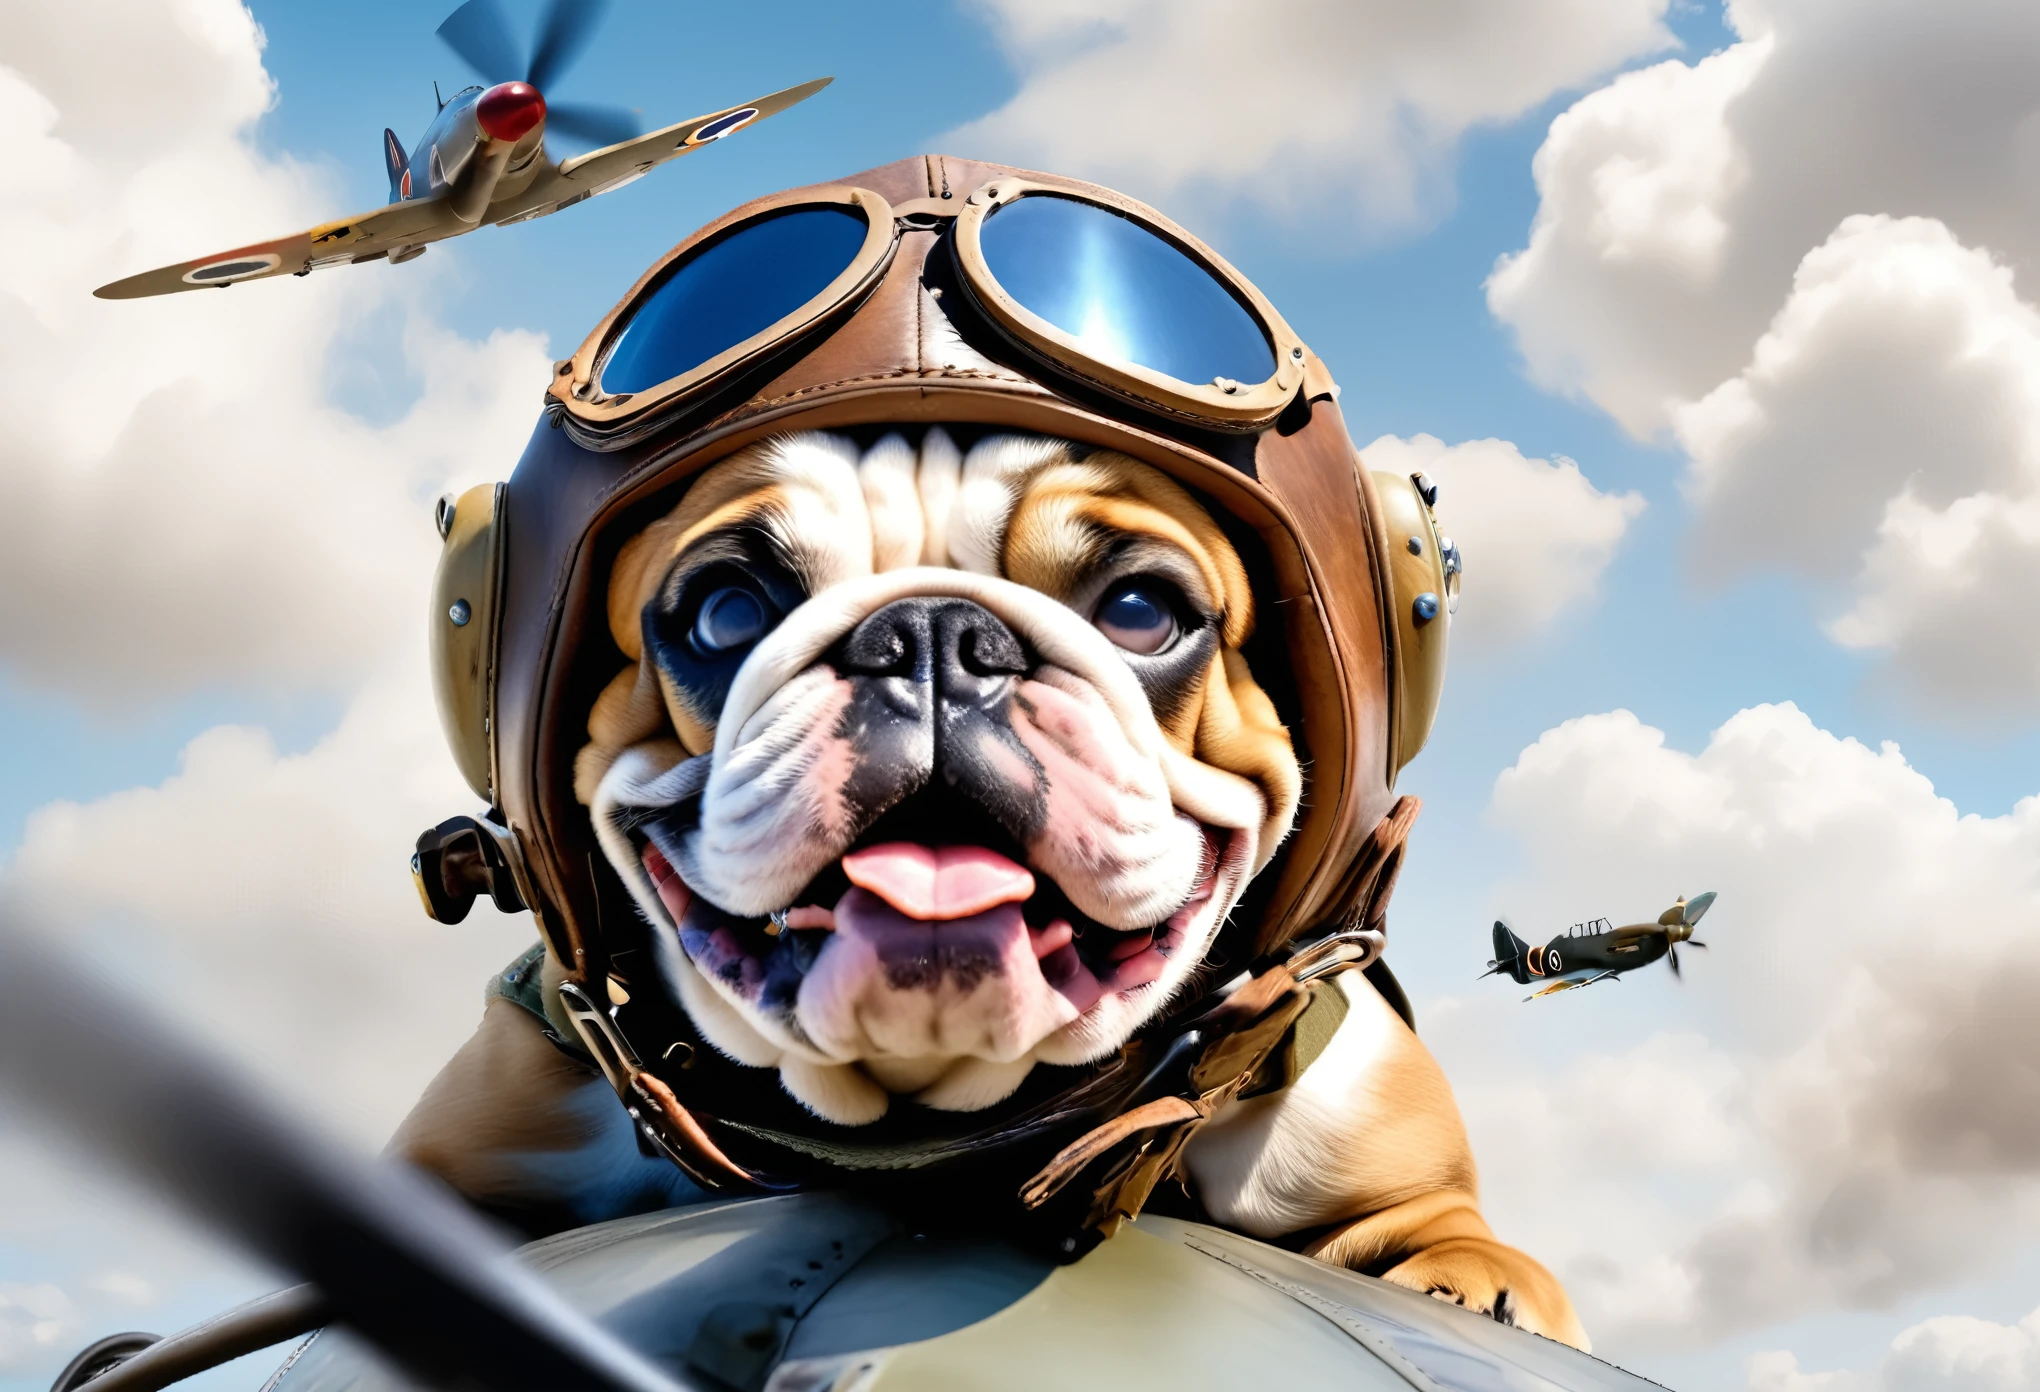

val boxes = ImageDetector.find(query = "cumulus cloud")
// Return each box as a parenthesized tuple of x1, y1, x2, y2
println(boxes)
(1358, 434, 1644, 646)
(1429, 703, 2040, 1353)
(945, 0, 1673, 233)
(1489, 0, 2040, 435)
(1750, 1305, 2040, 1391)
(1488, 0, 2040, 709)
(0, 0, 550, 702)
(5, 658, 535, 1138)
(1666, 215, 2040, 710)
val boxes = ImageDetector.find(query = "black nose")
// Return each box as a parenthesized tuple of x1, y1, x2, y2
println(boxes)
(827, 598, 1045, 846)
(836, 597, 1029, 700)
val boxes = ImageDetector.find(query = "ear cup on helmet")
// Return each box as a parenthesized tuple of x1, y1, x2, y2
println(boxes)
(1372, 470, 1455, 774)
(430, 482, 507, 803)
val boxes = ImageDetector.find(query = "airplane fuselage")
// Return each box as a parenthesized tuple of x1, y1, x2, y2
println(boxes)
(389, 83, 551, 227)
(1488, 918, 1672, 988)
(1517, 927, 1667, 984)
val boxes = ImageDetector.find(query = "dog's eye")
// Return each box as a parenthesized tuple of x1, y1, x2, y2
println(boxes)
(1094, 580, 1180, 655)
(690, 586, 771, 656)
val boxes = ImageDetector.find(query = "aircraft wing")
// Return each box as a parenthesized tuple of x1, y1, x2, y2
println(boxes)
(528, 77, 832, 207)
(94, 198, 465, 300)
(1525, 969, 1622, 1001)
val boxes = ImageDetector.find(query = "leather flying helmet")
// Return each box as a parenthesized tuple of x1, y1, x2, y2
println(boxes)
(412, 155, 1458, 1203)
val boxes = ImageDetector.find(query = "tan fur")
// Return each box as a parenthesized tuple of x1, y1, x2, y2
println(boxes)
(393, 993, 596, 1205)
(1194, 649, 1301, 838)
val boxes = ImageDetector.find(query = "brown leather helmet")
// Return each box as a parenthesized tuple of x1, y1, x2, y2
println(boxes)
(414, 156, 1455, 1199)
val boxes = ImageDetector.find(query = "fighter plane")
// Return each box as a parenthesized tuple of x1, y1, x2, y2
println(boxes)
(93, 0, 829, 300)
(1485, 892, 1717, 999)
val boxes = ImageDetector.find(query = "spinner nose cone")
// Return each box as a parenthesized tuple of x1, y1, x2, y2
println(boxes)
(477, 81, 546, 143)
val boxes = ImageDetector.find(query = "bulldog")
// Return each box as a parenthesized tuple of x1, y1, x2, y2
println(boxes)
(511, 424, 1592, 1348)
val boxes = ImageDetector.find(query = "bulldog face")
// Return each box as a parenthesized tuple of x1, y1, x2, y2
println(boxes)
(578, 430, 1300, 1125)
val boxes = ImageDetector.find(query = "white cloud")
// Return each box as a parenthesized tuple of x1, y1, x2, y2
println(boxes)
(1488, 0, 2040, 709)
(946, 0, 1673, 234)
(1675, 218, 2040, 573)
(1750, 1305, 2040, 1391)
(1671, 215, 2040, 711)
(1358, 434, 1644, 645)
(0, 1281, 79, 1377)
(5, 658, 535, 1140)
(1489, 0, 2040, 436)
(1430, 703, 2040, 1352)
(0, 0, 551, 703)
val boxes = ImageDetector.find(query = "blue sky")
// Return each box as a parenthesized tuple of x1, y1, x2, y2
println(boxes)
(6, 3, 2040, 1389)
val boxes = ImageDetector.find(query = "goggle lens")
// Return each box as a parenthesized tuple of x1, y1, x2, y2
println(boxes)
(600, 205, 870, 395)
(978, 194, 1275, 391)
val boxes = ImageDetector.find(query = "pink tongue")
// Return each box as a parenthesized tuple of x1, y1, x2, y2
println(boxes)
(840, 842, 1036, 921)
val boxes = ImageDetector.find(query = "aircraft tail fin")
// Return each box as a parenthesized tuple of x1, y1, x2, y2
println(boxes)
(1486, 920, 1533, 984)
(384, 129, 408, 202)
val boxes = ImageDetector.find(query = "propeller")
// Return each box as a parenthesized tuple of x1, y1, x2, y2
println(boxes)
(0, 920, 699, 1392)
(437, 0, 641, 151)
(1660, 891, 1717, 981)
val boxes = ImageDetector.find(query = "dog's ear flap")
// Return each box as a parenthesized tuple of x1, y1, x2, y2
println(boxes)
(1195, 648, 1303, 860)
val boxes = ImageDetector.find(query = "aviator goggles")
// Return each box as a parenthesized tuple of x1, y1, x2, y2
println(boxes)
(548, 176, 1311, 442)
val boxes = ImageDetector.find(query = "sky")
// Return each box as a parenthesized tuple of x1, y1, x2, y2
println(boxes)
(3, 1, 2040, 1389)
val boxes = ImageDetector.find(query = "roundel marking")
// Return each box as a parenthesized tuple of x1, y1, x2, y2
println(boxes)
(687, 108, 759, 146)
(183, 253, 282, 286)
(1548, 949, 1562, 973)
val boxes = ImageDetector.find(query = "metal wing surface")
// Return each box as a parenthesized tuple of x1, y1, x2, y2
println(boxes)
(528, 77, 831, 204)
(1527, 969, 1621, 1001)
(262, 1194, 1664, 1392)
(93, 200, 464, 300)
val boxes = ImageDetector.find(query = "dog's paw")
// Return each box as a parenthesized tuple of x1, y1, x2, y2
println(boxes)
(1379, 1238, 1590, 1352)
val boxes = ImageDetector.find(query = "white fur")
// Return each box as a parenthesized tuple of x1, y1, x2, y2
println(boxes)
(915, 427, 962, 567)
(857, 432, 923, 572)
(751, 432, 876, 592)
(916, 1056, 1037, 1112)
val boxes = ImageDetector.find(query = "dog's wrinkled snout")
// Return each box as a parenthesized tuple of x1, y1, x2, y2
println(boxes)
(836, 598, 1029, 704)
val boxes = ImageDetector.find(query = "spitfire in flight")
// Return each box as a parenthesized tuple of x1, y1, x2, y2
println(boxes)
(94, 0, 829, 300)
(1484, 892, 1718, 1000)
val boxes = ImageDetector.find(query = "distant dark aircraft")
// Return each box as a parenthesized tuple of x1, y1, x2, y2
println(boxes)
(1485, 892, 1717, 999)
(94, 0, 828, 299)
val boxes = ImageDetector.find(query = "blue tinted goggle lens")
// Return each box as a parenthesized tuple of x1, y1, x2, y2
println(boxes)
(600, 206, 870, 395)
(977, 194, 1275, 389)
